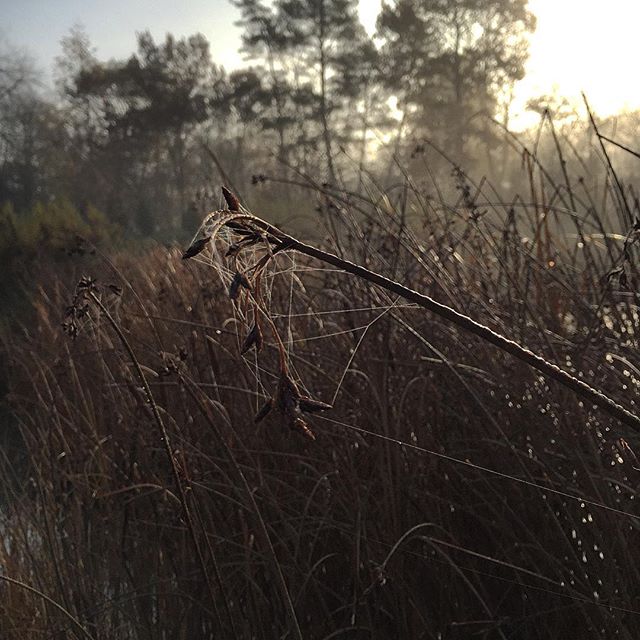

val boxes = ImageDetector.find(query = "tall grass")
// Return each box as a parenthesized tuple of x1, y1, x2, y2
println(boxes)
(1, 122, 640, 639)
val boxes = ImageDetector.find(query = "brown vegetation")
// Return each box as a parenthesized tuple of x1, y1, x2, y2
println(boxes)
(2, 130, 640, 639)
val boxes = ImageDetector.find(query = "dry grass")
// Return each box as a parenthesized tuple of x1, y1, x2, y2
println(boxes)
(1, 130, 640, 639)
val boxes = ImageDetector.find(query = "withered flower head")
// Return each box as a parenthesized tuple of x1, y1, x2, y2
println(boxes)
(254, 372, 331, 440)
(229, 272, 252, 300)
(182, 237, 211, 260)
(62, 276, 99, 339)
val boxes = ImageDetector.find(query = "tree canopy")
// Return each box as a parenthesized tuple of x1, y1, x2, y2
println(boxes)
(378, 0, 536, 158)
(0, 1, 544, 237)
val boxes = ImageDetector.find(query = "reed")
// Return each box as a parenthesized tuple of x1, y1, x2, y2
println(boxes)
(2, 127, 640, 639)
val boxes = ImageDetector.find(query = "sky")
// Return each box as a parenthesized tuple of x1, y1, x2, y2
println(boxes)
(1, 0, 639, 130)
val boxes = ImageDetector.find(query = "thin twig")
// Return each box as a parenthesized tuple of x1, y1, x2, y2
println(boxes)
(87, 291, 222, 628)
(0, 575, 96, 640)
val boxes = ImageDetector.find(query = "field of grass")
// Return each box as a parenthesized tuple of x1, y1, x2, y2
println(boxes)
(1, 136, 640, 639)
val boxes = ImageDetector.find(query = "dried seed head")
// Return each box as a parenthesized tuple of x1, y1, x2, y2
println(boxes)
(229, 272, 252, 300)
(298, 397, 332, 413)
(291, 417, 316, 440)
(62, 320, 79, 339)
(222, 186, 241, 211)
(241, 302, 264, 355)
(275, 373, 301, 412)
(240, 323, 264, 355)
(226, 232, 263, 257)
(268, 373, 330, 440)
(182, 237, 211, 260)
(77, 276, 97, 291)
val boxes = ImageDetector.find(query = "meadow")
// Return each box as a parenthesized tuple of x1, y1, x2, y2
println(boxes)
(1, 128, 640, 640)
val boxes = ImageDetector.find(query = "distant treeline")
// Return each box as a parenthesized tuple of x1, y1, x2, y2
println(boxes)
(0, 0, 638, 244)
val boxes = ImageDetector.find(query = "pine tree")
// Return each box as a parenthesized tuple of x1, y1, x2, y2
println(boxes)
(378, 0, 536, 162)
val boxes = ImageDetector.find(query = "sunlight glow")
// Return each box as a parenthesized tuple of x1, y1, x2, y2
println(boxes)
(360, 0, 640, 131)
(359, 0, 382, 36)
(511, 0, 640, 129)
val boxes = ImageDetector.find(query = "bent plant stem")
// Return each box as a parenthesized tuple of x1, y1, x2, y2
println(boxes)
(87, 292, 222, 629)
(201, 209, 640, 435)
(280, 232, 640, 433)
(0, 575, 96, 640)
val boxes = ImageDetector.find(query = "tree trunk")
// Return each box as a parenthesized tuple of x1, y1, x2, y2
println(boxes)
(318, 0, 337, 184)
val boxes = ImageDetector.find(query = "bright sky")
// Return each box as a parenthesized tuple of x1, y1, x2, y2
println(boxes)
(1, 0, 639, 129)
(509, 0, 640, 129)
(0, 0, 244, 72)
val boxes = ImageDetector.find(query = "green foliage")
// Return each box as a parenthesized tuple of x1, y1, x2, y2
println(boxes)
(0, 198, 117, 259)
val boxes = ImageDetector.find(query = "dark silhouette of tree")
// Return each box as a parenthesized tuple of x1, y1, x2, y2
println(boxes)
(66, 31, 225, 231)
(378, 0, 536, 161)
(274, 0, 366, 183)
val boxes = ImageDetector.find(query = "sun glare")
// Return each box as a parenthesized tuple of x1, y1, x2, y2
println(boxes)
(359, 0, 640, 130)
(511, 0, 640, 129)
(359, 0, 382, 36)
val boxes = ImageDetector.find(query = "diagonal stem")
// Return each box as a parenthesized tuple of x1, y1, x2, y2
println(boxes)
(198, 209, 640, 435)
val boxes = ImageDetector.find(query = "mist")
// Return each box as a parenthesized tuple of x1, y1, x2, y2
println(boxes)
(2, 2, 639, 638)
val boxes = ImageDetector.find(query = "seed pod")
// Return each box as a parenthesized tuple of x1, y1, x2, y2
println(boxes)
(240, 323, 264, 355)
(229, 272, 252, 300)
(291, 417, 316, 440)
(226, 232, 263, 257)
(299, 397, 332, 413)
(254, 399, 273, 423)
(182, 237, 210, 260)
(222, 186, 241, 211)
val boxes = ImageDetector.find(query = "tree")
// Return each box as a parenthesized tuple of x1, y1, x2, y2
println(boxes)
(274, 0, 367, 183)
(233, 0, 294, 159)
(0, 42, 65, 211)
(234, 0, 382, 182)
(378, 0, 536, 162)
(66, 31, 225, 232)
(332, 35, 392, 179)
